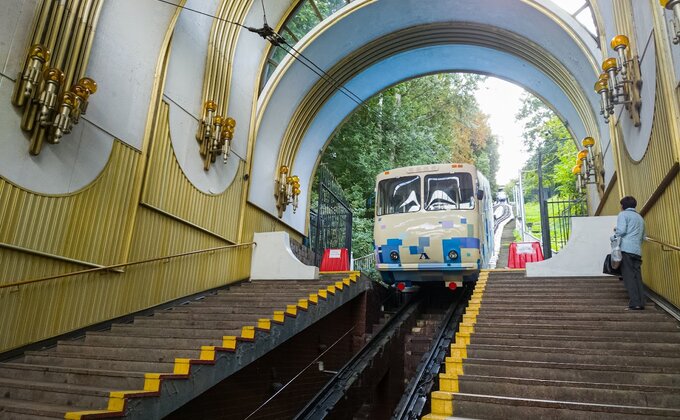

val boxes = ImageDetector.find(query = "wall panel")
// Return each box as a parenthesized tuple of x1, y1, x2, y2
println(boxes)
(597, 177, 621, 216)
(0, 141, 140, 270)
(142, 102, 245, 242)
(641, 174, 680, 308)
(618, 57, 676, 206)
(0, 206, 251, 352)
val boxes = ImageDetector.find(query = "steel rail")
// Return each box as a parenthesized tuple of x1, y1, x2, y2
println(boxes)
(294, 297, 422, 419)
(392, 285, 472, 419)
(645, 236, 680, 252)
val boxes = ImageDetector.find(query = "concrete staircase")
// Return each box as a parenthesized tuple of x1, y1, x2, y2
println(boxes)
(425, 270, 680, 419)
(0, 273, 364, 419)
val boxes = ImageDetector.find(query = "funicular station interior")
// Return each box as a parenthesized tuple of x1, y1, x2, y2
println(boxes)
(2, 0, 680, 419)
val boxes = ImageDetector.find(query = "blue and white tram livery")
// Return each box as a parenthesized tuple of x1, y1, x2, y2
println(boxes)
(373, 163, 495, 288)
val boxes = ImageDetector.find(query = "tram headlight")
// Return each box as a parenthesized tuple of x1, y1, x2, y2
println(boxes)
(389, 251, 399, 261)
(448, 250, 459, 260)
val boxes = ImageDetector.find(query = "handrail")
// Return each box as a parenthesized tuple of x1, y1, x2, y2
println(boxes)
(1, 242, 256, 290)
(645, 236, 680, 252)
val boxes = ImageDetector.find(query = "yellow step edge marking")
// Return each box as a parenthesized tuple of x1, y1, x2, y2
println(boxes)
(65, 410, 116, 419)
(459, 322, 474, 335)
(144, 374, 162, 392)
(318, 289, 328, 299)
(258, 318, 272, 330)
(335, 281, 344, 290)
(222, 336, 237, 349)
(309, 293, 319, 304)
(439, 372, 460, 392)
(286, 304, 298, 316)
(455, 331, 470, 345)
(241, 325, 255, 339)
(349, 273, 358, 282)
(450, 346, 467, 360)
(199, 346, 215, 361)
(297, 298, 309, 310)
(343, 277, 351, 286)
(173, 358, 191, 375)
(430, 391, 454, 416)
(462, 313, 476, 324)
(465, 309, 478, 318)
(273, 311, 285, 322)
(327, 285, 336, 294)
(468, 303, 480, 311)
(445, 356, 465, 375)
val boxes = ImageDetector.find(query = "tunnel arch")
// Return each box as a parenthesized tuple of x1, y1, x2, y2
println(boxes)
(248, 0, 608, 232)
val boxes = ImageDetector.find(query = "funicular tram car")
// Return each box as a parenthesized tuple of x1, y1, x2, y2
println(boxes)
(373, 163, 494, 288)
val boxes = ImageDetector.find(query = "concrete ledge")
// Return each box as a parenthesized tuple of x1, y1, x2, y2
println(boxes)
(526, 216, 617, 277)
(251, 231, 319, 280)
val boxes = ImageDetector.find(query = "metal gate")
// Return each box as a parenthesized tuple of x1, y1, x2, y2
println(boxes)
(545, 199, 587, 252)
(309, 164, 353, 266)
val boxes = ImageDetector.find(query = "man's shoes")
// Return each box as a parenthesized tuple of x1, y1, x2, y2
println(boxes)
(626, 306, 644, 310)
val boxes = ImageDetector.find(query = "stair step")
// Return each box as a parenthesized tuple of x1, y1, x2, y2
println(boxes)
(0, 362, 145, 390)
(0, 377, 110, 411)
(55, 342, 201, 363)
(108, 324, 242, 338)
(458, 375, 680, 408)
(84, 332, 223, 350)
(473, 319, 678, 331)
(472, 325, 680, 342)
(445, 392, 680, 419)
(22, 352, 175, 373)
(0, 397, 76, 419)
(458, 358, 680, 386)
(469, 336, 680, 353)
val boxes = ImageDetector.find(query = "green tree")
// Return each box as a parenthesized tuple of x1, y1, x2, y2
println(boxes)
(315, 73, 499, 258)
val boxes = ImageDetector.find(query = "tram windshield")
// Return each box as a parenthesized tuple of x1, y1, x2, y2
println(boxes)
(424, 173, 475, 210)
(376, 175, 421, 215)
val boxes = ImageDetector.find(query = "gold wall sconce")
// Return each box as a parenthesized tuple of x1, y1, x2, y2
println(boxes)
(196, 100, 236, 171)
(594, 35, 642, 127)
(12, 44, 97, 155)
(275, 165, 301, 218)
(661, 0, 680, 44)
(573, 137, 604, 193)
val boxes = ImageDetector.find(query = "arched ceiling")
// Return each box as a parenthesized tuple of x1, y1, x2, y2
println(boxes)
(247, 0, 607, 232)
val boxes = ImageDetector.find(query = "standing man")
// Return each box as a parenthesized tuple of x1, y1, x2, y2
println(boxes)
(614, 196, 646, 310)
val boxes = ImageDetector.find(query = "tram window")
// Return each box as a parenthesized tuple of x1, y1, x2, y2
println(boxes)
(377, 176, 421, 215)
(424, 173, 475, 211)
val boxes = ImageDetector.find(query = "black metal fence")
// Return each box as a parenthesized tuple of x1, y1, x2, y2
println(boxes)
(545, 199, 588, 252)
(309, 164, 353, 266)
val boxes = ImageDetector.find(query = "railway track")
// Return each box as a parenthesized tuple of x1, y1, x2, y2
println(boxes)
(493, 203, 512, 232)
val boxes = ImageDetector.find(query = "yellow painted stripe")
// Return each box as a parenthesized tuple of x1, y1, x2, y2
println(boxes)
(200, 346, 216, 361)
(273, 311, 285, 322)
(318, 289, 328, 299)
(430, 391, 454, 416)
(222, 336, 237, 349)
(327, 285, 336, 294)
(342, 277, 351, 286)
(309, 293, 319, 303)
(258, 318, 271, 330)
(439, 372, 460, 392)
(65, 410, 116, 419)
(286, 304, 298, 316)
(335, 281, 344, 290)
(297, 298, 309, 310)
(173, 358, 191, 375)
(144, 373, 162, 392)
(241, 326, 255, 339)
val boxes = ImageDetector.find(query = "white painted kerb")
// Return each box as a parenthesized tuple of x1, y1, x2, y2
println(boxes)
(526, 216, 618, 277)
(251, 232, 319, 280)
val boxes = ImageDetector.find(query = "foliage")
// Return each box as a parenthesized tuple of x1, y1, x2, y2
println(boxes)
(312, 73, 499, 258)
(515, 93, 581, 202)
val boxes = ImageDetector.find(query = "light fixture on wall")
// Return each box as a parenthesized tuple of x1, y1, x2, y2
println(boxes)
(275, 165, 301, 218)
(11, 44, 97, 155)
(196, 100, 236, 171)
(573, 137, 604, 193)
(661, 0, 680, 44)
(594, 35, 642, 126)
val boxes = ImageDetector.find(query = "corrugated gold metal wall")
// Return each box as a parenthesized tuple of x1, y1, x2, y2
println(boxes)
(641, 175, 680, 308)
(242, 203, 303, 243)
(0, 141, 140, 269)
(0, 207, 251, 351)
(142, 102, 245, 241)
(598, 177, 620, 216)
(618, 74, 676, 207)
